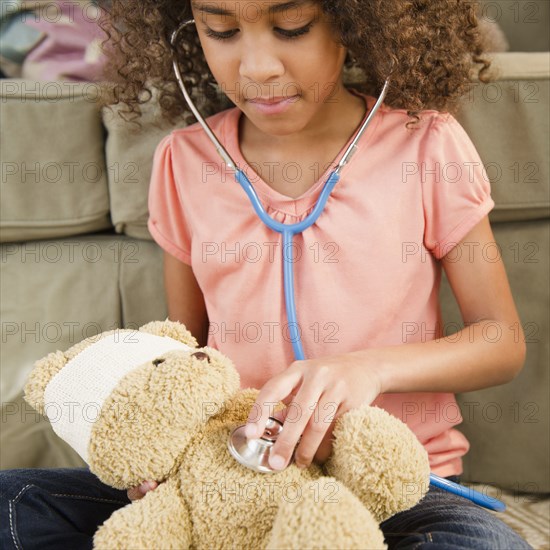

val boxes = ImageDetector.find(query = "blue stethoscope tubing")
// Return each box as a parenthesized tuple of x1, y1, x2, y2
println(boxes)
(170, 19, 505, 512)
(235, 168, 341, 362)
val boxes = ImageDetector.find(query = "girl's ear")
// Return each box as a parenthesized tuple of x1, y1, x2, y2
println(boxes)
(139, 319, 199, 348)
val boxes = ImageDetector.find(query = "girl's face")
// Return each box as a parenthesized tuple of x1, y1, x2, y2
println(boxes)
(190, 0, 349, 137)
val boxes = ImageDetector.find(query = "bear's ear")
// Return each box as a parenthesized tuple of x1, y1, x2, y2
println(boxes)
(139, 319, 199, 348)
(24, 350, 67, 415)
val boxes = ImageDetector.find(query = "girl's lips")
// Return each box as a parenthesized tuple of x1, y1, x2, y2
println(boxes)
(247, 95, 299, 115)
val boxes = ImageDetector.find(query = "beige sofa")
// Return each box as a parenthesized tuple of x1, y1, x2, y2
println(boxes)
(1, 1, 548, 546)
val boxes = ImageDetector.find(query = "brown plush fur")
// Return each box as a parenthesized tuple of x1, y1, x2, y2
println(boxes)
(266, 477, 387, 549)
(325, 405, 431, 522)
(25, 320, 430, 549)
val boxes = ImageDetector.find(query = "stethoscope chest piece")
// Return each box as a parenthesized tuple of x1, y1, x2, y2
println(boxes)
(228, 417, 289, 473)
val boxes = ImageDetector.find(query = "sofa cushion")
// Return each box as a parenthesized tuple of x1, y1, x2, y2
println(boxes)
(0, 235, 122, 404)
(455, 52, 549, 223)
(480, 0, 550, 53)
(0, 234, 167, 403)
(441, 219, 550, 493)
(0, 80, 112, 242)
(118, 238, 166, 324)
(1, 392, 86, 470)
(102, 97, 184, 240)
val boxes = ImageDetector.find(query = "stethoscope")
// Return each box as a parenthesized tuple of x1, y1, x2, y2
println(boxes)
(170, 19, 505, 512)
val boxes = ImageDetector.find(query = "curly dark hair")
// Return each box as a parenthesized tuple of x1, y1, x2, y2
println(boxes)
(98, 0, 492, 128)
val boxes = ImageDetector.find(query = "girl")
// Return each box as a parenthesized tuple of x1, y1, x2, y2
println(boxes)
(0, 1, 532, 548)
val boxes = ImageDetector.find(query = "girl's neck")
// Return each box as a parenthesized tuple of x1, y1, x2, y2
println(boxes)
(237, 86, 368, 199)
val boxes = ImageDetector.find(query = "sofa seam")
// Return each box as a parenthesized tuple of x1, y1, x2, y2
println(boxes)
(0, 212, 111, 225)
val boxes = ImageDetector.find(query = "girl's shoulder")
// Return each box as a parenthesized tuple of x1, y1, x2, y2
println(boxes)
(153, 105, 241, 166)
(358, 92, 480, 161)
(378, 100, 456, 127)
(353, 89, 458, 134)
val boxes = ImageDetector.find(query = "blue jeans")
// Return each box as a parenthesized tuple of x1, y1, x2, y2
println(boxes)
(0, 468, 532, 549)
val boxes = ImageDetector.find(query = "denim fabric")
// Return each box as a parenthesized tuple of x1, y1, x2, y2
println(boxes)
(380, 476, 533, 549)
(0, 468, 128, 550)
(0, 468, 532, 549)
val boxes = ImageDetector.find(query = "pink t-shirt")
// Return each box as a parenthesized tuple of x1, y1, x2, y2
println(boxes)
(147, 92, 495, 476)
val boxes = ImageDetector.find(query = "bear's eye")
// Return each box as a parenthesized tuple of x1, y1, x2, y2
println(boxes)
(152, 358, 165, 366)
(191, 351, 211, 363)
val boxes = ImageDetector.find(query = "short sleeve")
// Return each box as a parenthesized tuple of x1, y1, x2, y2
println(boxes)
(147, 134, 193, 265)
(421, 115, 495, 260)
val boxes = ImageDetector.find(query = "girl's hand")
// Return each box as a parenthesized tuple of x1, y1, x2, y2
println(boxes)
(244, 352, 382, 471)
(127, 480, 158, 501)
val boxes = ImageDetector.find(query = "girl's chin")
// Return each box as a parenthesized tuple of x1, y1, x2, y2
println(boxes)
(240, 105, 313, 137)
(243, 116, 309, 138)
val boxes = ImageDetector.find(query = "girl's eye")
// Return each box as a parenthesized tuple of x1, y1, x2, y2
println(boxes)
(205, 28, 238, 41)
(204, 21, 313, 41)
(275, 21, 314, 39)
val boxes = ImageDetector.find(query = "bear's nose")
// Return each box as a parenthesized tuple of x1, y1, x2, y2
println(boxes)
(152, 358, 165, 366)
(191, 351, 211, 363)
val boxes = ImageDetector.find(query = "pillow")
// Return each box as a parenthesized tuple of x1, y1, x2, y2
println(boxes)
(102, 95, 185, 240)
(0, 79, 111, 242)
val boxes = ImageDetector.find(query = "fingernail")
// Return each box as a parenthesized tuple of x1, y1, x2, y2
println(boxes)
(245, 423, 257, 439)
(146, 481, 157, 490)
(270, 454, 285, 470)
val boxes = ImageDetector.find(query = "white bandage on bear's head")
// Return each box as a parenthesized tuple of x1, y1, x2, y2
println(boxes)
(43, 331, 193, 462)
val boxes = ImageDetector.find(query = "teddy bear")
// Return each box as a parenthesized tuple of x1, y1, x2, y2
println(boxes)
(24, 319, 430, 549)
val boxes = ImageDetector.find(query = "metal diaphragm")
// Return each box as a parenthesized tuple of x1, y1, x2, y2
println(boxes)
(228, 416, 292, 473)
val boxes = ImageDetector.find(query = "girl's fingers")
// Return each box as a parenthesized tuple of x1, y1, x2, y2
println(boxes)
(271, 409, 284, 423)
(295, 395, 341, 468)
(281, 393, 297, 406)
(313, 422, 337, 465)
(267, 385, 323, 471)
(127, 486, 142, 501)
(271, 407, 289, 425)
(127, 480, 158, 501)
(245, 369, 303, 439)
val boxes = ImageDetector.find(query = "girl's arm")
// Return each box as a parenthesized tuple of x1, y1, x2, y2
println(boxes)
(164, 251, 209, 348)
(359, 215, 526, 394)
(244, 216, 527, 470)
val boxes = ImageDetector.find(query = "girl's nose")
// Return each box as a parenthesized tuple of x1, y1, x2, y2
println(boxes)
(238, 40, 285, 86)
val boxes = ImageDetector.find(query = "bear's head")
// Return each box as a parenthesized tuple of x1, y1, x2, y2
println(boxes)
(24, 320, 240, 488)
